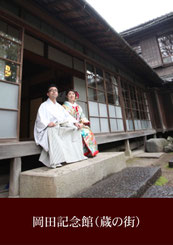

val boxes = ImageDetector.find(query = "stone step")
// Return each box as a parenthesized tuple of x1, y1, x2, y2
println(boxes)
(74, 167, 161, 198)
(142, 185, 173, 198)
(20, 152, 126, 198)
(136, 152, 164, 158)
(0, 191, 9, 198)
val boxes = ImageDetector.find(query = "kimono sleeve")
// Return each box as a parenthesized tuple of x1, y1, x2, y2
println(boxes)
(35, 103, 50, 133)
(78, 105, 89, 123)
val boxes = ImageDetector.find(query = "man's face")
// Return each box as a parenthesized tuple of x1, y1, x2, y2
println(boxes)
(47, 87, 58, 100)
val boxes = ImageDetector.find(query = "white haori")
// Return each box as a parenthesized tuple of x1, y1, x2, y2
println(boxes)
(34, 98, 87, 168)
(39, 124, 87, 168)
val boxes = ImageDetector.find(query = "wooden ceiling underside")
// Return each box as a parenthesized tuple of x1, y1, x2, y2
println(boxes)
(33, 0, 163, 86)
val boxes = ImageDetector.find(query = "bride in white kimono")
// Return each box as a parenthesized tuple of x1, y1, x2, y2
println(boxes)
(34, 84, 87, 168)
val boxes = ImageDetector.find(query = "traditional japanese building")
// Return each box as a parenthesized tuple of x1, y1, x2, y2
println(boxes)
(0, 0, 167, 197)
(121, 12, 173, 133)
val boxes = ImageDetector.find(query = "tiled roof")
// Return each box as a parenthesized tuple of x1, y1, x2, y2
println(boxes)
(121, 12, 173, 37)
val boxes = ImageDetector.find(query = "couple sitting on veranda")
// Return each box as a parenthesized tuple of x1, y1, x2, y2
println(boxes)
(34, 84, 99, 168)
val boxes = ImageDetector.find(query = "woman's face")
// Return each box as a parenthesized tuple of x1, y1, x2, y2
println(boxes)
(67, 91, 76, 102)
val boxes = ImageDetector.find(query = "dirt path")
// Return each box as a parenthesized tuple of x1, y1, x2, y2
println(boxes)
(126, 152, 173, 186)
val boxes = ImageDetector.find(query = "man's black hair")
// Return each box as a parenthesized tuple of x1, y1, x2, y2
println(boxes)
(47, 84, 58, 92)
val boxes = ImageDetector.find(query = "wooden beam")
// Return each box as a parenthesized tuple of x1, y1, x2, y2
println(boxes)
(48, 0, 72, 7)
(47, 0, 58, 6)
(69, 21, 100, 28)
(0, 141, 41, 160)
(66, 16, 91, 24)
(96, 129, 156, 144)
(90, 36, 114, 42)
(96, 40, 116, 46)
(23, 50, 85, 80)
(76, 29, 105, 35)
(54, 7, 83, 15)
(84, 32, 111, 38)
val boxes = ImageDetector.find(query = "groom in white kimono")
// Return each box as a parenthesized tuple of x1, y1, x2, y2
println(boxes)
(34, 84, 87, 168)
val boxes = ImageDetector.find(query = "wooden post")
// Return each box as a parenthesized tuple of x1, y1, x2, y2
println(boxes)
(9, 157, 22, 198)
(144, 136, 147, 152)
(125, 139, 132, 157)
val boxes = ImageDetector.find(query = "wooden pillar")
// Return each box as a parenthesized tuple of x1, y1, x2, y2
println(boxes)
(125, 139, 132, 157)
(9, 157, 21, 198)
(144, 136, 147, 152)
(153, 134, 157, 139)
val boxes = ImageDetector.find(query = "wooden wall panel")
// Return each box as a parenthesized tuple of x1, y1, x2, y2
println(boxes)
(161, 93, 173, 129)
(148, 91, 162, 130)
(141, 37, 162, 68)
(29, 98, 42, 139)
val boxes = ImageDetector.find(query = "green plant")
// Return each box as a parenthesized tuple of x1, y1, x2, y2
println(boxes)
(155, 176, 168, 186)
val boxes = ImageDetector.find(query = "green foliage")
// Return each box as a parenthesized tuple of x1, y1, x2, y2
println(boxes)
(126, 158, 139, 164)
(155, 176, 168, 186)
(165, 164, 173, 169)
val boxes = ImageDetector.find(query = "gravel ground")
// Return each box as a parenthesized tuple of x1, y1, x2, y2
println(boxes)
(142, 185, 173, 198)
(126, 152, 173, 197)
(74, 166, 161, 198)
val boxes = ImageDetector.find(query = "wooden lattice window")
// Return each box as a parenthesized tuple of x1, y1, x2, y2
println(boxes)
(121, 80, 152, 131)
(105, 73, 124, 132)
(132, 43, 142, 57)
(86, 62, 123, 134)
(158, 33, 173, 64)
(87, 63, 108, 134)
(0, 18, 23, 140)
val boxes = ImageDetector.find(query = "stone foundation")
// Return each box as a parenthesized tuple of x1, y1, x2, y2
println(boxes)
(20, 152, 126, 198)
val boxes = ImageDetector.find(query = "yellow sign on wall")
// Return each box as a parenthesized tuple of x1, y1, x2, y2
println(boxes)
(5, 65, 11, 77)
